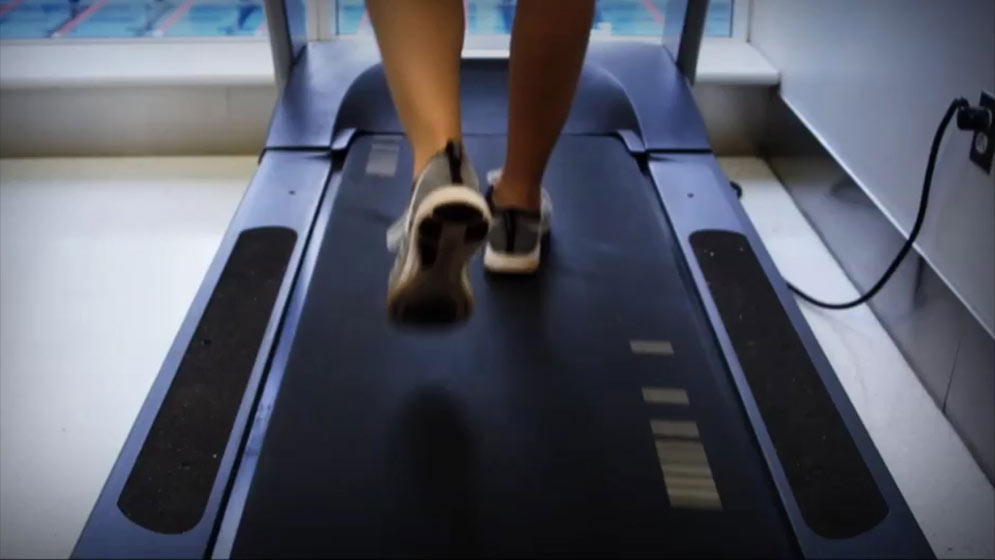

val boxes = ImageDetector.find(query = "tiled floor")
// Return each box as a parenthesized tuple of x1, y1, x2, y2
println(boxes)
(0, 157, 253, 559)
(0, 156, 992, 558)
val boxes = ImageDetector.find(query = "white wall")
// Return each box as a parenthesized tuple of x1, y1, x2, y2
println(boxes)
(750, 0, 995, 335)
(0, 85, 276, 157)
(0, 41, 277, 157)
(0, 38, 784, 158)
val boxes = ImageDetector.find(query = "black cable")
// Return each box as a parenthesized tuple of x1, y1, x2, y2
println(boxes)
(777, 97, 969, 309)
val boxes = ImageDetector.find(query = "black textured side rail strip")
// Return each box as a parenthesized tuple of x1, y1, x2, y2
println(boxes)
(690, 229, 888, 538)
(118, 227, 297, 534)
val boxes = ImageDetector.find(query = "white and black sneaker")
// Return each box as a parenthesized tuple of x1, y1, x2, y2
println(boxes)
(483, 169, 552, 274)
(386, 141, 491, 324)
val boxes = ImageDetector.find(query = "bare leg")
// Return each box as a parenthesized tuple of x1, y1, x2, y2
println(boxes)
(495, 0, 595, 209)
(367, 0, 464, 176)
(371, 0, 491, 324)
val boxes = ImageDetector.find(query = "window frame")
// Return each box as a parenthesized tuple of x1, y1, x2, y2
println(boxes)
(731, 0, 750, 40)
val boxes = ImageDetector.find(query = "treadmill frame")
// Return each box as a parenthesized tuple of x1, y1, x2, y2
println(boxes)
(72, 2, 931, 558)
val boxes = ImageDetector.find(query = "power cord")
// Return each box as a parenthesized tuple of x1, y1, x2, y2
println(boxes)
(729, 180, 743, 199)
(734, 97, 989, 310)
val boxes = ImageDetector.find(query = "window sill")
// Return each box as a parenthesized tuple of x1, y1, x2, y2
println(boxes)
(0, 40, 275, 89)
(465, 36, 779, 86)
(0, 36, 777, 90)
(696, 38, 779, 86)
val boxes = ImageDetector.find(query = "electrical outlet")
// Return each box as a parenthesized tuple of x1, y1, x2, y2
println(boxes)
(968, 91, 994, 174)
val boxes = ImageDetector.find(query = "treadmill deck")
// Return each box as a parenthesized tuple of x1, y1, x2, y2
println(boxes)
(72, 41, 932, 560)
(229, 135, 794, 557)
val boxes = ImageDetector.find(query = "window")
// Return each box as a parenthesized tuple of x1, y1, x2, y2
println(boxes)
(0, 0, 742, 41)
(333, 0, 736, 39)
(0, 0, 267, 39)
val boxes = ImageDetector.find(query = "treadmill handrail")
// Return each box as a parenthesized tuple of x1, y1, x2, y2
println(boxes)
(675, 0, 709, 85)
(265, 0, 307, 88)
(264, 0, 709, 86)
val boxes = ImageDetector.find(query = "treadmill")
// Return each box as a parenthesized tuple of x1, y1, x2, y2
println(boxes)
(73, 1, 932, 557)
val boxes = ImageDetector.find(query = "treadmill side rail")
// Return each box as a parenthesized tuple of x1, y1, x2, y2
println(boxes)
(72, 151, 333, 559)
(265, 41, 382, 150)
(646, 154, 932, 558)
(586, 37, 710, 150)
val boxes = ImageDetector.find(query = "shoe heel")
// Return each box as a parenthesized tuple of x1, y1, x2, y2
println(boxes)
(464, 221, 489, 243)
(432, 202, 489, 244)
(433, 202, 485, 223)
(417, 218, 442, 267)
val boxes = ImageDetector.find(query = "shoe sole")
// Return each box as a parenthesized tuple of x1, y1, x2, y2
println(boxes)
(387, 187, 491, 325)
(483, 244, 541, 274)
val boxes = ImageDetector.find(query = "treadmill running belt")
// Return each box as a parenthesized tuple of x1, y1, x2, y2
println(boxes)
(230, 135, 795, 557)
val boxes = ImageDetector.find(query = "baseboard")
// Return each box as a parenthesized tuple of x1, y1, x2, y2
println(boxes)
(762, 95, 995, 483)
(693, 84, 773, 156)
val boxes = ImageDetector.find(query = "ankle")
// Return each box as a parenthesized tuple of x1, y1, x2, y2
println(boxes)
(412, 149, 442, 181)
(413, 138, 466, 186)
(413, 136, 462, 179)
(493, 178, 541, 210)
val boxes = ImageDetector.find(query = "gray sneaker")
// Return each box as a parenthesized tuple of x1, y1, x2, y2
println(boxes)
(386, 141, 491, 324)
(483, 169, 552, 274)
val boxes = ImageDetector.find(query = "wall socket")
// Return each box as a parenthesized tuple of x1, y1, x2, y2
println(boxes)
(968, 91, 994, 174)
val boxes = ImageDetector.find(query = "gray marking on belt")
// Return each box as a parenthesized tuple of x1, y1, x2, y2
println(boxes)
(366, 141, 400, 177)
(650, 419, 700, 439)
(630, 339, 674, 355)
(655, 438, 722, 510)
(641, 387, 689, 405)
